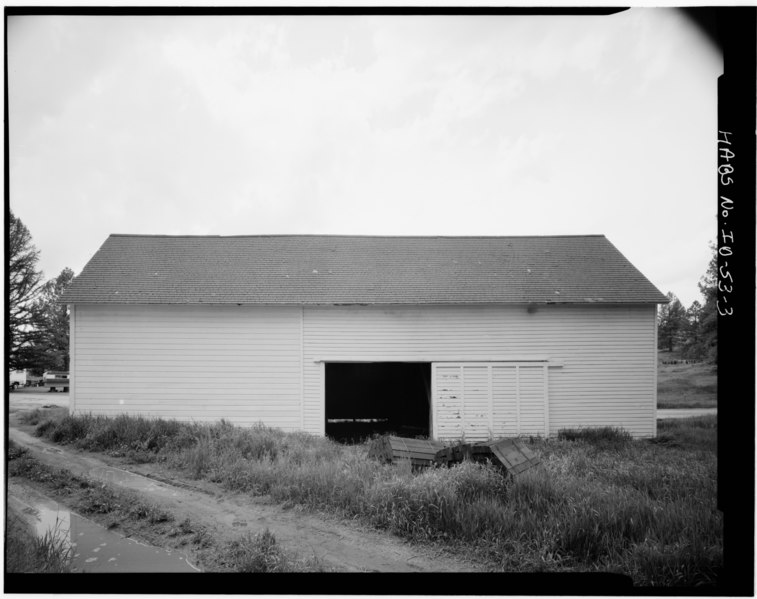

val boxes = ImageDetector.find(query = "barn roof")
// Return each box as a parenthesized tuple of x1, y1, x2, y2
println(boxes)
(62, 234, 668, 305)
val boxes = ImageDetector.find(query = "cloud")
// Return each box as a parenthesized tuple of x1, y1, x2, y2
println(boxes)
(8, 11, 721, 307)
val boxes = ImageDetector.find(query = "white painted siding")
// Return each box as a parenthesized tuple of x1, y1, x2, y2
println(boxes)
(71, 304, 303, 430)
(462, 365, 489, 440)
(303, 304, 657, 437)
(70, 302, 657, 438)
(69, 305, 77, 412)
(492, 365, 518, 437)
(518, 365, 547, 435)
(433, 364, 465, 439)
(432, 363, 547, 442)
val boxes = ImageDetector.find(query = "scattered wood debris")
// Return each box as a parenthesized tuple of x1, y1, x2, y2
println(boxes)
(369, 435, 541, 476)
(367, 436, 445, 470)
(435, 438, 541, 475)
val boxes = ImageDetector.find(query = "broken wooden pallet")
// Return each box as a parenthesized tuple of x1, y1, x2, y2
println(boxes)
(486, 438, 541, 475)
(368, 435, 540, 476)
(434, 438, 540, 476)
(368, 435, 445, 469)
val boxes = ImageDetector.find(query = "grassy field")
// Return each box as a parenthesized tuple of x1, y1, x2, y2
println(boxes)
(657, 352, 717, 409)
(20, 409, 721, 586)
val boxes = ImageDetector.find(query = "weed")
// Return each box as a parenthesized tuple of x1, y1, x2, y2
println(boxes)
(218, 528, 326, 572)
(5, 508, 72, 573)
(8, 443, 28, 461)
(20, 409, 45, 426)
(28, 412, 721, 585)
(557, 426, 633, 450)
(48, 414, 91, 444)
(34, 418, 58, 439)
(191, 528, 212, 548)
(656, 416, 717, 453)
(8, 447, 72, 488)
(221, 529, 282, 572)
(80, 486, 123, 514)
(9, 441, 176, 535)
(627, 538, 722, 587)
(648, 434, 680, 448)
(127, 502, 172, 524)
(178, 517, 194, 534)
(447, 460, 510, 503)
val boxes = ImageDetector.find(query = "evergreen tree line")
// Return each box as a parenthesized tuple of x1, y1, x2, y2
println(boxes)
(657, 243, 718, 362)
(8, 210, 74, 375)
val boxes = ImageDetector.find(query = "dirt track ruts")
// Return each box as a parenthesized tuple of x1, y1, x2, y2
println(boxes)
(8, 426, 481, 573)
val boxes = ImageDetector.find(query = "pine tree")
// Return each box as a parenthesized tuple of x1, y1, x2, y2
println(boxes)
(680, 300, 704, 359)
(30, 268, 75, 372)
(9, 211, 44, 370)
(657, 292, 686, 352)
(697, 243, 718, 362)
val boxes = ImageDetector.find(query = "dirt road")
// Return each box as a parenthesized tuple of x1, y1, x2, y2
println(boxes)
(8, 423, 480, 573)
(657, 408, 717, 419)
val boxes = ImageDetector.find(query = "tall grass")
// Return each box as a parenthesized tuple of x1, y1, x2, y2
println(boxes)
(217, 528, 327, 572)
(557, 426, 632, 449)
(30, 412, 721, 585)
(655, 416, 718, 453)
(5, 508, 72, 573)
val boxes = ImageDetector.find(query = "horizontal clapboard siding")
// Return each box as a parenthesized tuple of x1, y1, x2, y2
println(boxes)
(71, 304, 303, 430)
(303, 304, 656, 437)
(518, 365, 547, 435)
(70, 302, 656, 437)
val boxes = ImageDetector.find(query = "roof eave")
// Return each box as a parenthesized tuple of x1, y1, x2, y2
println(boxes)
(62, 298, 669, 306)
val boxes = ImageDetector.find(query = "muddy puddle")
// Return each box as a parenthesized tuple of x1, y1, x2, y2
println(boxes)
(9, 488, 199, 573)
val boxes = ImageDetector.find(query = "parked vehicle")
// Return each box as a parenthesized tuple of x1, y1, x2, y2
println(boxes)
(27, 375, 44, 387)
(8, 370, 36, 390)
(43, 371, 70, 392)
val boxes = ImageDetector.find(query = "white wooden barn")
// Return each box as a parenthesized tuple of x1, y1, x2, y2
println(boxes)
(63, 234, 668, 440)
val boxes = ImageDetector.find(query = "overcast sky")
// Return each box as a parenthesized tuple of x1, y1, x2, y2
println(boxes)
(8, 10, 721, 307)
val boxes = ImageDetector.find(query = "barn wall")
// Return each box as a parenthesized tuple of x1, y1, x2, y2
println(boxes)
(71, 304, 303, 430)
(302, 304, 657, 438)
(70, 303, 658, 438)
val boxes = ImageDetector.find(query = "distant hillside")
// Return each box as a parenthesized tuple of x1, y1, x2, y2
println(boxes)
(657, 351, 717, 409)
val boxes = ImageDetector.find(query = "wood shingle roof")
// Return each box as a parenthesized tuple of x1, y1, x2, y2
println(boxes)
(62, 234, 668, 305)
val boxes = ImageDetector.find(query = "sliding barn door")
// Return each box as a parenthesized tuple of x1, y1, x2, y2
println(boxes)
(432, 362, 547, 442)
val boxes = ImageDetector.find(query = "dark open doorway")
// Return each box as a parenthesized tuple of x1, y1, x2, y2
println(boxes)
(325, 362, 431, 443)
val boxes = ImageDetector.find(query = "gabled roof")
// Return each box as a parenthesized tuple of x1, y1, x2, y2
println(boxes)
(62, 234, 668, 305)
